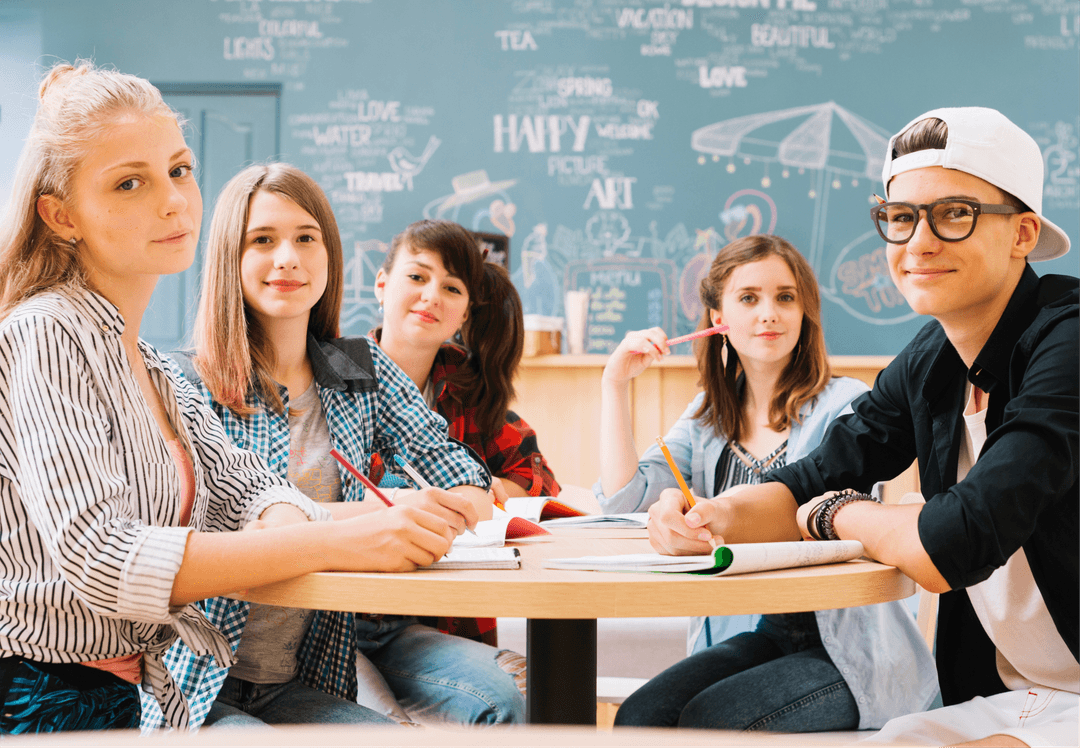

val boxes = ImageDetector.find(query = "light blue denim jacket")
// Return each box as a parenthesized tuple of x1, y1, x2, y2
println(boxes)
(594, 377, 939, 729)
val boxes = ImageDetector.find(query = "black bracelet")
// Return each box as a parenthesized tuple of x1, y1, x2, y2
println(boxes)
(818, 489, 879, 541)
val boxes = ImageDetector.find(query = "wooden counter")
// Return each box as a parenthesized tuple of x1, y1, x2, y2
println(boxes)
(513, 355, 919, 502)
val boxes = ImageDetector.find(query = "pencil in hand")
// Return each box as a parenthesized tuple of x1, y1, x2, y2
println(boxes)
(655, 436, 717, 549)
(665, 323, 729, 347)
(393, 454, 478, 536)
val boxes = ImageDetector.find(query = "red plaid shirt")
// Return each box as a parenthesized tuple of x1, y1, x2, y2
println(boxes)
(368, 340, 560, 645)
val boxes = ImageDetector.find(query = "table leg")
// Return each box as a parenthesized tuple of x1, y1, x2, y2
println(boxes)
(525, 618, 597, 725)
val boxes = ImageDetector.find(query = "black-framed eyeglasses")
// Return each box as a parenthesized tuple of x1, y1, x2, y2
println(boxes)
(870, 199, 1022, 244)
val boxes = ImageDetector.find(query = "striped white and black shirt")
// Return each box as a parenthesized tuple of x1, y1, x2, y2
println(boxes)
(0, 286, 328, 728)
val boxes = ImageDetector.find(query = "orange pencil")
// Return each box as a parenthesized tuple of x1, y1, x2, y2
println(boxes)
(656, 436, 717, 549)
(655, 436, 696, 508)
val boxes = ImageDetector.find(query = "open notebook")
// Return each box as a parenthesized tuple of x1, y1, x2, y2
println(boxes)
(451, 507, 551, 549)
(503, 496, 587, 522)
(543, 540, 864, 576)
(503, 496, 647, 530)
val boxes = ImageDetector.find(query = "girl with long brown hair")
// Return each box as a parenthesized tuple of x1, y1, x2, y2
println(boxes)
(155, 165, 524, 730)
(596, 235, 936, 733)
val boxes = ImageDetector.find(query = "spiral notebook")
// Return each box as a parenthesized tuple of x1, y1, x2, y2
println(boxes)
(428, 547, 522, 570)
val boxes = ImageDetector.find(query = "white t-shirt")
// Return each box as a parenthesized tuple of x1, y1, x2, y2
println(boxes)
(957, 383, 1079, 694)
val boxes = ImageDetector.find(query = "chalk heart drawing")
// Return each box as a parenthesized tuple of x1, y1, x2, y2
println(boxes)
(490, 199, 517, 237)
(824, 231, 919, 325)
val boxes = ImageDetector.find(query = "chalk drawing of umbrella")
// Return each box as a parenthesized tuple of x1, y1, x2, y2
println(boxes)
(690, 102, 890, 269)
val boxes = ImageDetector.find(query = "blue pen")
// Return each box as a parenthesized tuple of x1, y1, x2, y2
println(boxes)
(393, 454, 478, 536)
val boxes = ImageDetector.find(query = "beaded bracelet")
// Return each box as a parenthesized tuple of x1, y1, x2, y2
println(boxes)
(808, 489, 880, 541)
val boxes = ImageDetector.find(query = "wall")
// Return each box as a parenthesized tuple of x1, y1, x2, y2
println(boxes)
(1, 0, 1078, 353)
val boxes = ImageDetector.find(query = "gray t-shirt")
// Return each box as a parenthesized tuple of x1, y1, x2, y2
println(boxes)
(229, 380, 342, 684)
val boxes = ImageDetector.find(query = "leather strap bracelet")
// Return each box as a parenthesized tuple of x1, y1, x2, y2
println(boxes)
(815, 488, 880, 541)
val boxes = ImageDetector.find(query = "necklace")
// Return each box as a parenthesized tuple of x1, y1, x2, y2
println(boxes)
(728, 439, 788, 476)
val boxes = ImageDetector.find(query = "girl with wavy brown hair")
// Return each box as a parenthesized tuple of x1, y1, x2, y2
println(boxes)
(596, 234, 936, 733)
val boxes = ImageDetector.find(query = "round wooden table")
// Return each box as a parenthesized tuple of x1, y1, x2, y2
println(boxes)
(229, 535, 915, 725)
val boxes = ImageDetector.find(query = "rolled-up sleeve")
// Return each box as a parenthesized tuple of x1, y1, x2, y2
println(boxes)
(594, 395, 701, 514)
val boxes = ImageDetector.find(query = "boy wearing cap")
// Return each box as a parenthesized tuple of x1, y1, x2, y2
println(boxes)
(645, 107, 1077, 747)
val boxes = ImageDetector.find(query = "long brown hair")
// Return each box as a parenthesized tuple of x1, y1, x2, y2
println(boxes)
(193, 163, 344, 415)
(0, 61, 183, 317)
(382, 219, 521, 435)
(693, 234, 831, 442)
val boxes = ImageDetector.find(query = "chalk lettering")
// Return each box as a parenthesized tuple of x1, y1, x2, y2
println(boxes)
(584, 178, 636, 209)
(309, 124, 373, 147)
(617, 5, 694, 30)
(547, 155, 609, 177)
(637, 100, 660, 118)
(698, 65, 748, 88)
(223, 36, 275, 61)
(494, 115, 590, 152)
(595, 122, 654, 140)
(589, 271, 642, 287)
(751, 24, 834, 48)
(357, 100, 401, 123)
(258, 19, 322, 38)
(495, 29, 539, 50)
(556, 77, 614, 98)
(344, 172, 405, 192)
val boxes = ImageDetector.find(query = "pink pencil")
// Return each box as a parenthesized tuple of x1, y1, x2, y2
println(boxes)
(666, 324, 729, 346)
(330, 449, 395, 507)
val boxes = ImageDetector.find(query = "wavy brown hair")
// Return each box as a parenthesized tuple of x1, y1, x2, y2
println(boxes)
(382, 220, 522, 435)
(192, 163, 343, 415)
(0, 61, 183, 317)
(693, 235, 831, 442)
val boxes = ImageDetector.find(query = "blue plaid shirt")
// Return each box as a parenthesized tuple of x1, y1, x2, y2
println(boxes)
(140, 336, 490, 731)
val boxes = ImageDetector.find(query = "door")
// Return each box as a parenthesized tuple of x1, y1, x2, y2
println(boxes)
(143, 84, 280, 352)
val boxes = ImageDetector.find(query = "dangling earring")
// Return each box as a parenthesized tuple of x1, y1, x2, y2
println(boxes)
(720, 334, 729, 370)
(69, 237, 78, 247)
(378, 300, 384, 314)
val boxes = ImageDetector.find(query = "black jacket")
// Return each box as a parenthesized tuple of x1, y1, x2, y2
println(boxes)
(769, 265, 1079, 706)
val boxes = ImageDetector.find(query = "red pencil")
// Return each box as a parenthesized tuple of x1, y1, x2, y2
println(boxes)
(666, 323, 729, 346)
(330, 449, 394, 507)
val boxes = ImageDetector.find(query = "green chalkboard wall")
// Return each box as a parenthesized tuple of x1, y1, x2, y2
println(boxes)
(1, 0, 1077, 353)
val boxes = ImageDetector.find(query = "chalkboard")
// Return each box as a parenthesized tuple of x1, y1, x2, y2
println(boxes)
(1, 0, 1077, 354)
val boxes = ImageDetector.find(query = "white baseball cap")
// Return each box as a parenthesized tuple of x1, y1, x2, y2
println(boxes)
(882, 107, 1070, 262)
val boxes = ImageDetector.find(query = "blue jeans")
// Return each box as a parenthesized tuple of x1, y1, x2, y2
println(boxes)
(205, 676, 395, 728)
(353, 616, 525, 726)
(615, 612, 859, 732)
(205, 616, 524, 728)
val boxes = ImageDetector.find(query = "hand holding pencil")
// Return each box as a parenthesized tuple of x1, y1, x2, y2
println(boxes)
(647, 437, 719, 555)
(602, 325, 728, 386)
